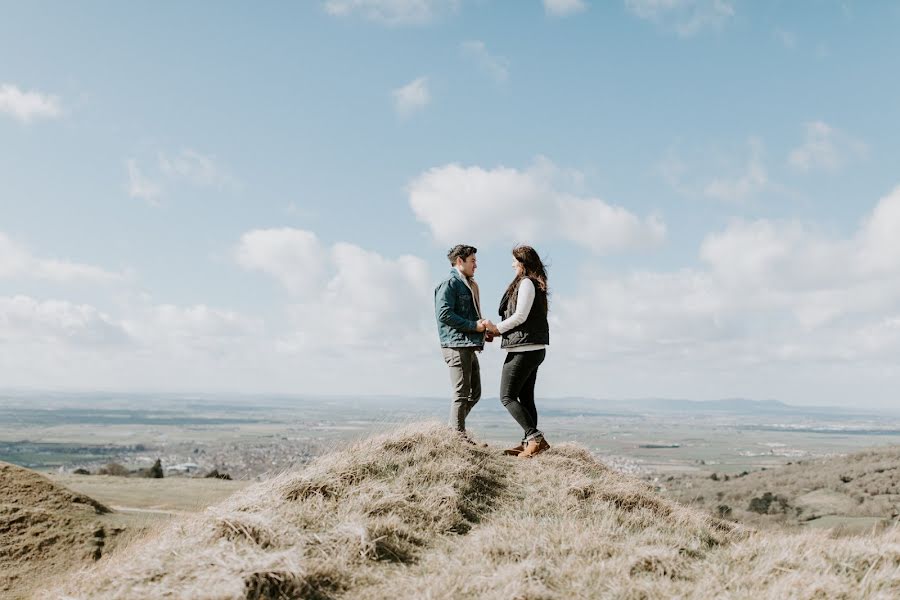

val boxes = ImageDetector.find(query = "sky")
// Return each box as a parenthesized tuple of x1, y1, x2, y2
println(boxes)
(2, 0, 900, 408)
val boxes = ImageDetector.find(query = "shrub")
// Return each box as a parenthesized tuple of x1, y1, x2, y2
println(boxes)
(717, 505, 732, 518)
(747, 492, 789, 515)
(73, 468, 91, 475)
(204, 469, 232, 480)
(748, 495, 770, 514)
(148, 459, 164, 479)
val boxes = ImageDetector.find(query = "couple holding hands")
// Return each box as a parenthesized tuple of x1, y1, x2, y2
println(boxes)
(434, 244, 550, 458)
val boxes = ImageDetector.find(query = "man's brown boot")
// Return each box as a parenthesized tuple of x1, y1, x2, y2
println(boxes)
(460, 433, 489, 448)
(518, 436, 550, 458)
(503, 444, 525, 456)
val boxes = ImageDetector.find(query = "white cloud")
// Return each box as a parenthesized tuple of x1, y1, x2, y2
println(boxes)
(0, 230, 440, 393)
(0, 294, 272, 390)
(322, 0, 459, 25)
(625, 0, 734, 36)
(788, 121, 868, 173)
(235, 228, 328, 296)
(126, 150, 236, 205)
(126, 159, 162, 205)
(460, 41, 510, 83)
(662, 138, 770, 203)
(0, 296, 131, 346)
(392, 77, 431, 116)
(544, 0, 588, 16)
(236, 228, 433, 353)
(537, 189, 900, 407)
(122, 304, 264, 356)
(159, 149, 238, 189)
(703, 138, 768, 202)
(0, 233, 125, 284)
(10, 187, 900, 405)
(408, 157, 666, 253)
(558, 198, 666, 253)
(553, 184, 900, 374)
(284, 243, 432, 352)
(0, 83, 63, 123)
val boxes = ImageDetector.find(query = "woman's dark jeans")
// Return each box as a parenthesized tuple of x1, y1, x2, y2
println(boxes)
(500, 349, 546, 440)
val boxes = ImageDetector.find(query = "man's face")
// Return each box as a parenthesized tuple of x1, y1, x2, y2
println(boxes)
(457, 255, 477, 278)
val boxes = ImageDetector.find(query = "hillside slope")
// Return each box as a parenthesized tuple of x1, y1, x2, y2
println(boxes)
(0, 462, 120, 599)
(660, 446, 900, 531)
(41, 423, 900, 599)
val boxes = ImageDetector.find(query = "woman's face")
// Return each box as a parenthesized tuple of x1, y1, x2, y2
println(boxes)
(512, 258, 524, 276)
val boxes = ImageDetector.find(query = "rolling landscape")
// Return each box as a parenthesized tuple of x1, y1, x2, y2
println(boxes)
(2, 393, 899, 598)
(3, 421, 899, 599)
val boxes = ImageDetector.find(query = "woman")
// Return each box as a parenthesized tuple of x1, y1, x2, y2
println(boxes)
(487, 245, 550, 458)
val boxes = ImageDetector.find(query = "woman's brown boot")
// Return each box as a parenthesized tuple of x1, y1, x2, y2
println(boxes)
(518, 436, 550, 458)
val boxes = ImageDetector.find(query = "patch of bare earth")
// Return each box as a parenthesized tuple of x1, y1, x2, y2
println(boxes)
(39, 424, 900, 599)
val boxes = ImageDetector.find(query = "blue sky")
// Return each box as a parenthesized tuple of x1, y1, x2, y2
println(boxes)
(2, 1, 900, 408)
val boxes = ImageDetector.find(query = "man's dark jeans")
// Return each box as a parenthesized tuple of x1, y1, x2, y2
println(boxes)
(499, 349, 546, 440)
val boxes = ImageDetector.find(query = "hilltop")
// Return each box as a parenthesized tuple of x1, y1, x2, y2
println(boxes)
(38, 422, 900, 599)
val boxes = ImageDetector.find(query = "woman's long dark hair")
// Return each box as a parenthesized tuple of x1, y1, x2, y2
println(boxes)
(503, 245, 549, 314)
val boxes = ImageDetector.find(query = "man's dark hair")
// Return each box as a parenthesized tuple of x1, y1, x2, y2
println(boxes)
(447, 244, 477, 265)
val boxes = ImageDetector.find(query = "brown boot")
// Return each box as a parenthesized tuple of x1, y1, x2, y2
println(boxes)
(503, 444, 525, 456)
(518, 436, 550, 458)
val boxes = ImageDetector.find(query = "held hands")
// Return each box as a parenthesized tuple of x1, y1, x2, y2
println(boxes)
(477, 319, 502, 338)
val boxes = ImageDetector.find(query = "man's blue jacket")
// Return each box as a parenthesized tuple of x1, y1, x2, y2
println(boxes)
(434, 268, 484, 348)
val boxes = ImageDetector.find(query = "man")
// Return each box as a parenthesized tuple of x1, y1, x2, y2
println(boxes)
(434, 244, 494, 436)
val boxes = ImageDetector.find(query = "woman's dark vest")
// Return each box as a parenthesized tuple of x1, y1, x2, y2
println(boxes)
(499, 277, 550, 349)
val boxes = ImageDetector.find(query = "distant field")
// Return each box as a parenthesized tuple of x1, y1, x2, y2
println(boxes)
(50, 473, 249, 514)
(3, 393, 900, 480)
(49, 473, 251, 546)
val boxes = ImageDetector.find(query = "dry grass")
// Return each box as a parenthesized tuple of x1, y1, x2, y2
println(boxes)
(39, 423, 900, 599)
(661, 446, 900, 531)
(0, 462, 121, 599)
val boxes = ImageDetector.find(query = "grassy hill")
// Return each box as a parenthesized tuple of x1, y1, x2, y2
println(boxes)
(658, 446, 900, 532)
(38, 423, 900, 599)
(0, 462, 121, 599)
(0, 461, 247, 600)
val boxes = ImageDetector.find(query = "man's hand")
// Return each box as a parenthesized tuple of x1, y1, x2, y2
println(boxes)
(478, 320, 501, 337)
